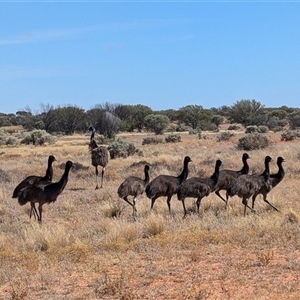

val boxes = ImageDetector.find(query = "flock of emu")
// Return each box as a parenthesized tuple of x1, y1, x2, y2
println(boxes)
(11, 127, 285, 222)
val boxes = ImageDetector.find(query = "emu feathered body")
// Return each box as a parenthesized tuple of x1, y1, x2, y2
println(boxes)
(145, 156, 192, 212)
(177, 159, 222, 217)
(214, 153, 250, 205)
(118, 164, 150, 216)
(227, 156, 272, 216)
(17, 160, 73, 222)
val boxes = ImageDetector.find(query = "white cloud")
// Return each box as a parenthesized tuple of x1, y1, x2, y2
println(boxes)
(0, 18, 193, 46)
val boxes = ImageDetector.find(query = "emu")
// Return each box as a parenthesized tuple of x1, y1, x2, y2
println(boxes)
(251, 156, 285, 212)
(12, 155, 57, 219)
(118, 164, 150, 217)
(214, 153, 250, 206)
(88, 126, 110, 189)
(145, 156, 192, 212)
(227, 156, 272, 216)
(177, 159, 222, 218)
(17, 161, 73, 223)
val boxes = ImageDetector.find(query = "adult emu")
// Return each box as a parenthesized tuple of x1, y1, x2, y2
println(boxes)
(118, 164, 150, 217)
(88, 126, 110, 189)
(214, 153, 250, 206)
(145, 156, 192, 212)
(227, 156, 272, 216)
(17, 161, 73, 223)
(251, 156, 285, 212)
(12, 155, 57, 219)
(177, 159, 222, 218)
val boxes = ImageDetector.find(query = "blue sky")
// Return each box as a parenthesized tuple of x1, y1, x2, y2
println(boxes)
(1, 1, 300, 114)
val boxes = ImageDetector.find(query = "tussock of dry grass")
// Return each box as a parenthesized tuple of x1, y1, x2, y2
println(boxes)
(1, 130, 300, 299)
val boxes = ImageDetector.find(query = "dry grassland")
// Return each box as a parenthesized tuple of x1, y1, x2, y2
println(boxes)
(1, 129, 300, 299)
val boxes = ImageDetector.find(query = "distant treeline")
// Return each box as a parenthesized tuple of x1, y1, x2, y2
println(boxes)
(0, 100, 299, 137)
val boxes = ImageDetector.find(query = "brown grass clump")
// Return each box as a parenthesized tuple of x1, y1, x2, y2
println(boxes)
(1, 129, 300, 299)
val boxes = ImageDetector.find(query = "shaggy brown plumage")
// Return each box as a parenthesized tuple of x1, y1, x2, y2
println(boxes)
(88, 127, 110, 189)
(227, 156, 272, 216)
(214, 153, 250, 206)
(251, 156, 285, 212)
(12, 155, 57, 219)
(177, 159, 222, 218)
(17, 161, 73, 222)
(118, 164, 150, 217)
(145, 156, 192, 212)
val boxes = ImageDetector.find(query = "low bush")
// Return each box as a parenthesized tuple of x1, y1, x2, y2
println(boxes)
(281, 130, 300, 141)
(227, 124, 241, 130)
(108, 139, 143, 159)
(6, 137, 18, 146)
(237, 133, 270, 150)
(165, 134, 181, 143)
(245, 125, 269, 134)
(142, 137, 163, 145)
(20, 130, 56, 146)
(217, 131, 234, 142)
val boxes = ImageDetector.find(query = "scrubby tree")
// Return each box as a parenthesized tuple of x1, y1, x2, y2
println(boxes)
(211, 115, 224, 127)
(228, 99, 264, 126)
(131, 104, 152, 131)
(288, 110, 300, 129)
(39, 103, 57, 133)
(87, 105, 121, 138)
(144, 114, 170, 134)
(55, 105, 87, 135)
(0, 114, 11, 127)
(178, 105, 206, 129)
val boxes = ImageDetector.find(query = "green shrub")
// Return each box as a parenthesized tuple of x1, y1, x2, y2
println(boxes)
(108, 139, 142, 159)
(198, 131, 210, 140)
(188, 129, 199, 135)
(245, 125, 258, 133)
(227, 124, 240, 130)
(237, 133, 270, 150)
(217, 131, 234, 142)
(281, 130, 300, 141)
(6, 137, 18, 146)
(175, 124, 190, 132)
(165, 134, 181, 143)
(245, 125, 269, 134)
(142, 137, 163, 145)
(20, 130, 56, 146)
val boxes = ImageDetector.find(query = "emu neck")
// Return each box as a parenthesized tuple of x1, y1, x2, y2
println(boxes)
(55, 165, 71, 191)
(211, 163, 220, 183)
(240, 157, 249, 174)
(272, 161, 285, 183)
(144, 169, 150, 185)
(261, 160, 270, 181)
(177, 160, 189, 184)
(45, 161, 54, 182)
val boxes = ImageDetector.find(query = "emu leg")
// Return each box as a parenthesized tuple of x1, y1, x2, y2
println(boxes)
(166, 195, 172, 213)
(100, 167, 105, 188)
(95, 166, 100, 189)
(122, 196, 137, 212)
(182, 199, 187, 219)
(30, 202, 39, 220)
(196, 197, 202, 215)
(215, 190, 227, 204)
(263, 195, 279, 212)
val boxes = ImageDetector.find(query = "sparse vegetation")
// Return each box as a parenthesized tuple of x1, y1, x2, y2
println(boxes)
(281, 130, 300, 141)
(20, 129, 56, 145)
(165, 133, 181, 143)
(108, 139, 143, 158)
(142, 137, 163, 145)
(217, 131, 235, 142)
(1, 128, 300, 299)
(237, 133, 270, 150)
